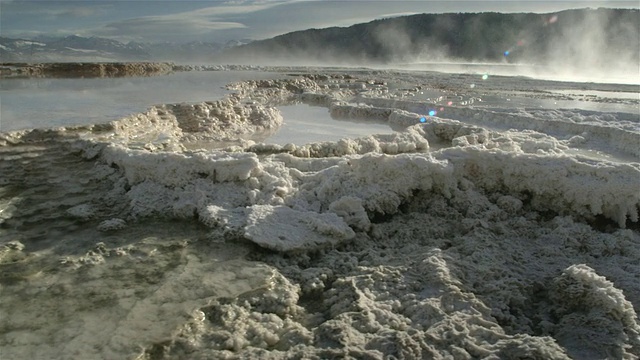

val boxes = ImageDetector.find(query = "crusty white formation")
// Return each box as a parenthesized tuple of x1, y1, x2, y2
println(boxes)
(1, 69, 638, 359)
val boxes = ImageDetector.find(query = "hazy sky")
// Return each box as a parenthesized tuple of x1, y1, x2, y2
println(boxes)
(1, 0, 638, 43)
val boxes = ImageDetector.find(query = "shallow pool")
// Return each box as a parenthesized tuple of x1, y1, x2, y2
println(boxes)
(0, 70, 281, 132)
(266, 104, 394, 145)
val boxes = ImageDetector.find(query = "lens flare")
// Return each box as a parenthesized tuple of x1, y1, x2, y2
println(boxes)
(504, 50, 510, 56)
(428, 110, 437, 116)
(482, 74, 489, 80)
(419, 117, 426, 123)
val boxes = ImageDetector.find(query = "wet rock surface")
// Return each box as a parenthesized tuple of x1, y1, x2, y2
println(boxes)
(1, 67, 639, 359)
(0, 62, 176, 78)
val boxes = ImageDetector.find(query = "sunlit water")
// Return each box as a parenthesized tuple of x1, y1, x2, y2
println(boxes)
(0, 71, 281, 132)
(472, 94, 639, 113)
(394, 62, 640, 85)
(268, 104, 394, 145)
(0, 72, 399, 146)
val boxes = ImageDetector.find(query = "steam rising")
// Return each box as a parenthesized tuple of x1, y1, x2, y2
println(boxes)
(540, 9, 639, 81)
(220, 8, 639, 83)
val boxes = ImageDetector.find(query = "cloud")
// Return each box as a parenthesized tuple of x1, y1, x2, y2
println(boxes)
(91, 16, 245, 42)
(375, 12, 423, 19)
(177, 1, 290, 17)
(0, 0, 288, 42)
(220, 0, 295, 5)
(83, 2, 292, 42)
(55, 6, 104, 18)
(3, 0, 637, 44)
(1, 1, 109, 17)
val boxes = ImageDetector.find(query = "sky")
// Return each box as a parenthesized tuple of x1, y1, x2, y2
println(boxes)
(1, 0, 638, 44)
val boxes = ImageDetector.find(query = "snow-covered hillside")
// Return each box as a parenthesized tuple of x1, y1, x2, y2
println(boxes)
(0, 35, 251, 62)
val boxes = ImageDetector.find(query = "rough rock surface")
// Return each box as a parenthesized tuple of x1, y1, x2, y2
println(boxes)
(0, 62, 176, 78)
(244, 205, 355, 251)
(1, 67, 638, 359)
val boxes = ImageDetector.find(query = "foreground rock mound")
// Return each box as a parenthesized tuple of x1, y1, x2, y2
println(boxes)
(0, 68, 638, 359)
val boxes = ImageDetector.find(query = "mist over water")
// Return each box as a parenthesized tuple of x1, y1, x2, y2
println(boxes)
(221, 8, 639, 84)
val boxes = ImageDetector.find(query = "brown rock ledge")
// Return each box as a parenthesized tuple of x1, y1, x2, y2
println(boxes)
(0, 62, 177, 78)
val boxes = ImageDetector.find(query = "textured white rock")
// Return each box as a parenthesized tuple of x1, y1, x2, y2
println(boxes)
(97, 218, 127, 232)
(102, 145, 261, 187)
(549, 264, 640, 358)
(244, 205, 355, 251)
(66, 203, 94, 219)
(329, 196, 371, 231)
(2, 68, 639, 360)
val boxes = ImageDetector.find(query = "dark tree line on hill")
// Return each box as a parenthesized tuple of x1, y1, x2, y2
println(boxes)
(222, 8, 639, 68)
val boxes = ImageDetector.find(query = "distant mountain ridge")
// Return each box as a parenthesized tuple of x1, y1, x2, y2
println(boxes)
(3, 8, 637, 69)
(0, 35, 252, 63)
(221, 8, 639, 69)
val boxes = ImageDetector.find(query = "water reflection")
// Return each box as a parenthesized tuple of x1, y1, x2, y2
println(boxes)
(0, 71, 281, 132)
(267, 104, 394, 146)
